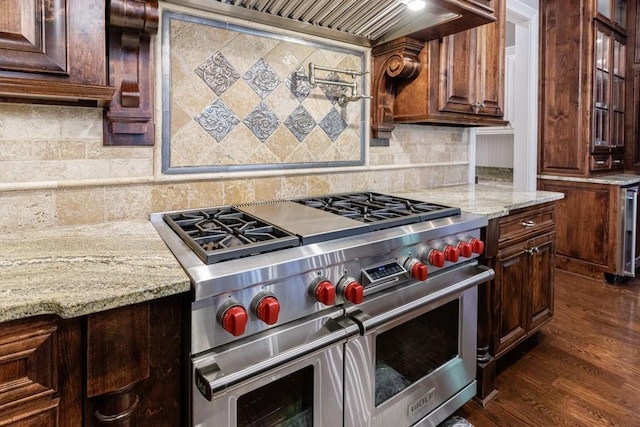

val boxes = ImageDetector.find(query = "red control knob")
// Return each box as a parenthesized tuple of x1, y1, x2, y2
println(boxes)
(457, 241, 473, 258)
(444, 245, 459, 262)
(221, 305, 248, 337)
(412, 263, 428, 281)
(427, 249, 446, 268)
(343, 281, 364, 304)
(313, 279, 336, 306)
(256, 296, 280, 325)
(405, 258, 428, 281)
(469, 237, 485, 254)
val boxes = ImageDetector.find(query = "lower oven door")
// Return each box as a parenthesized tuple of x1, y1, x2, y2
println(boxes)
(191, 309, 356, 427)
(344, 263, 494, 427)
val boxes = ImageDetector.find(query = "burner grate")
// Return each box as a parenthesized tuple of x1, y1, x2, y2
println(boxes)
(295, 192, 461, 230)
(164, 207, 300, 264)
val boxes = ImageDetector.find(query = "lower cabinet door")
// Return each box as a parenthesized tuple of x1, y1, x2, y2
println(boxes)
(493, 240, 529, 357)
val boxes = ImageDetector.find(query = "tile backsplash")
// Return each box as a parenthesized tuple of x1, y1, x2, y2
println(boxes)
(163, 11, 365, 173)
(0, 5, 471, 233)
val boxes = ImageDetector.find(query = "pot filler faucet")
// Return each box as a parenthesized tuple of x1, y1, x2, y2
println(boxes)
(307, 62, 371, 106)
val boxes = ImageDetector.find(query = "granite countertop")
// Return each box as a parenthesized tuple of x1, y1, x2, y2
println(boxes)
(0, 220, 190, 323)
(538, 173, 640, 186)
(0, 184, 564, 324)
(399, 183, 565, 219)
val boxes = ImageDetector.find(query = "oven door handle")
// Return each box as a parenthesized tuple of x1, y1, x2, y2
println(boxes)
(354, 264, 494, 331)
(194, 323, 350, 401)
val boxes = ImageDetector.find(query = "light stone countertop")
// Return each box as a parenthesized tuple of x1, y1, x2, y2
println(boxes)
(0, 220, 190, 323)
(538, 173, 640, 186)
(398, 183, 565, 219)
(1, 184, 564, 324)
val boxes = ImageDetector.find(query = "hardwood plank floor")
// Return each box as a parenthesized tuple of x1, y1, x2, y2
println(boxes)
(455, 269, 640, 426)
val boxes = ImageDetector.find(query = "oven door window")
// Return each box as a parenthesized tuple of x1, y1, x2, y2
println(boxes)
(375, 299, 459, 405)
(237, 365, 314, 426)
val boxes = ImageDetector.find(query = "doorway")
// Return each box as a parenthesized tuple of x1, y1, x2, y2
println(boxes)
(473, 0, 539, 191)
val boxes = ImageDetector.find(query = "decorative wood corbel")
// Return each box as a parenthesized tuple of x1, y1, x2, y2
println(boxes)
(371, 37, 424, 141)
(104, 0, 159, 146)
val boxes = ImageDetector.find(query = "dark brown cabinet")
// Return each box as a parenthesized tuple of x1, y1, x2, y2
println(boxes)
(539, 0, 627, 176)
(538, 178, 622, 279)
(0, 0, 158, 147)
(393, 0, 505, 126)
(626, 0, 640, 170)
(370, 0, 505, 140)
(0, 0, 114, 105)
(0, 317, 82, 426)
(0, 296, 185, 426)
(493, 230, 555, 357)
(477, 203, 556, 402)
(392, 0, 506, 127)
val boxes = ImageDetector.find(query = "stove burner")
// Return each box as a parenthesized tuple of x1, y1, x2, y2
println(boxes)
(163, 207, 300, 264)
(295, 192, 460, 229)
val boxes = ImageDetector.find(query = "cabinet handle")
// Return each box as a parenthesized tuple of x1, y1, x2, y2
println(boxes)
(595, 160, 607, 165)
(521, 220, 536, 227)
(524, 247, 540, 255)
(613, 159, 622, 164)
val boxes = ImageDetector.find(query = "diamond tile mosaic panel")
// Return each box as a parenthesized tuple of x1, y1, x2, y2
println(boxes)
(163, 11, 365, 173)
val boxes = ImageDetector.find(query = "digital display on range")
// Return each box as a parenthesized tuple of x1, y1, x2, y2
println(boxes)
(365, 262, 405, 281)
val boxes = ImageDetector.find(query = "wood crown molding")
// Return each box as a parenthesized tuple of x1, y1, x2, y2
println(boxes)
(105, 0, 159, 146)
(370, 37, 424, 140)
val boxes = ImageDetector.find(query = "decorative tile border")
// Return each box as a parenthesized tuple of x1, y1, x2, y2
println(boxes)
(161, 11, 366, 174)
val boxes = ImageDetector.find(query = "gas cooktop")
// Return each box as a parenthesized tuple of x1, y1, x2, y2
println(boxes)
(162, 192, 462, 264)
(294, 192, 460, 230)
(163, 206, 299, 264)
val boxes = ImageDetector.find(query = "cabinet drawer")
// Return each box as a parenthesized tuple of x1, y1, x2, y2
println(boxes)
(611, 154, 624, 169)
(499, 204, 555, 245)
(0, 318, 58, 413)
(590, 154, 611, 171)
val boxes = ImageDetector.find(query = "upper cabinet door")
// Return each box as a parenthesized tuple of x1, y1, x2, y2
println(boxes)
(0, 0, 114, 105)
(592, 20, 626, 154)
(0, 0, 67, 74)
(438, 4, 505, 118)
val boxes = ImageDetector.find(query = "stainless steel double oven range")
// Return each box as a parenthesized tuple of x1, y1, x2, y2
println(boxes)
(151, 192, 494, 427)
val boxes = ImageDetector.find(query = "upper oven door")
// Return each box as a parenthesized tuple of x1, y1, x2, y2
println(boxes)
(344, 262, 493, 427)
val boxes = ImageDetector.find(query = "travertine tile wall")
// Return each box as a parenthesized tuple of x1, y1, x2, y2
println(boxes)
(0, 9, 470, 233)
(0, 101, 468, 232)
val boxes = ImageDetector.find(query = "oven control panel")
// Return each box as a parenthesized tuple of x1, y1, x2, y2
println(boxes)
(362, 261, 406, 283)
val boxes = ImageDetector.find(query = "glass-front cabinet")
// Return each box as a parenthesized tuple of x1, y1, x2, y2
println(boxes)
(593, 21, 626, 155)
(597, 0, 627, 28)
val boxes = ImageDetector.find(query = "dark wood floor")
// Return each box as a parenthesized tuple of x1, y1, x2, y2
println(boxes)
(455, 269, 640, 426)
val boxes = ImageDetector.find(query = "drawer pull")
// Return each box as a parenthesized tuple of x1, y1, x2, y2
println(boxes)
(521, 220, 536, 227)
(524, 247, 540, 255)
(595, 160, 607, 165)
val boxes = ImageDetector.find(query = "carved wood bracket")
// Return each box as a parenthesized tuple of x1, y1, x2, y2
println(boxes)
(105, 0, 159, 146)
(371, 37, 424, 141)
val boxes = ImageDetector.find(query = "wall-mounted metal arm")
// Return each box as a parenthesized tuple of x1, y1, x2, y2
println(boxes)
(308, 62, 369, 104)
